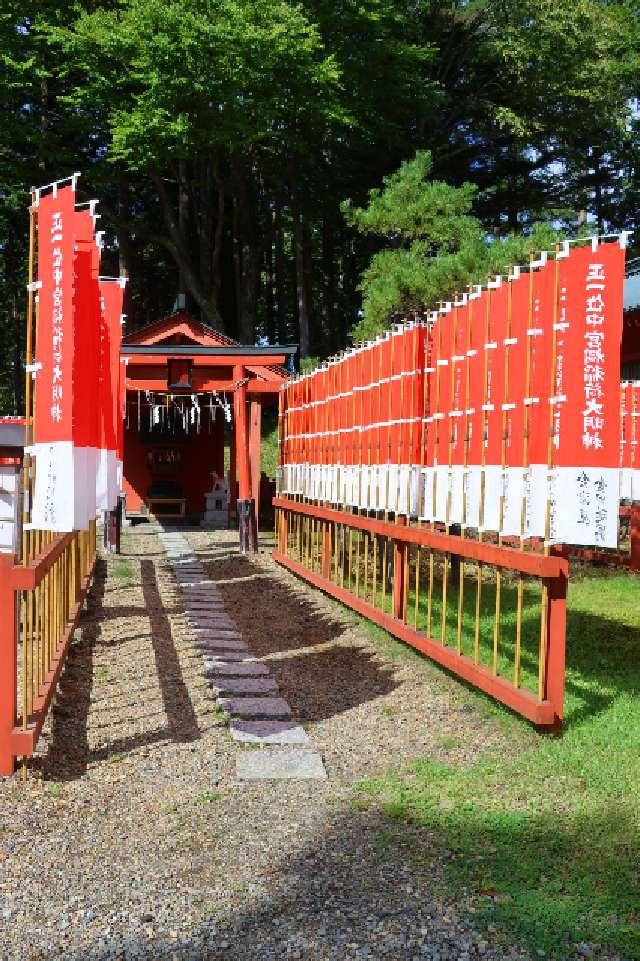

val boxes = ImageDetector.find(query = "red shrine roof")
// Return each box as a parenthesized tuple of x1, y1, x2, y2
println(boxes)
(121, 310, 292, 384)
(122, 310, 237, 348)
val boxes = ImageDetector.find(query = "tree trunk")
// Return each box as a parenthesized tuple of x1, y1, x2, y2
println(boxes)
(291, 191, 311, 357)
(232, 171, 258, 344)
(117, 173, 132, 321)
(264, 206, 276, 344)
(152, 170, 225, 330)
(178, 159, 189, 309)
(321, 210, 335, 348)
(274, 199, 287, 343)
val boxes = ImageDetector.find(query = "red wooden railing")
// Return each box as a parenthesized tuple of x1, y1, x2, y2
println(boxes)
(273, 497, 568, 730)
(0, 523, 96, 776)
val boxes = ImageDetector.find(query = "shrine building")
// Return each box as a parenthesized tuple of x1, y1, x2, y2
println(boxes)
(120, 311, 294, 542)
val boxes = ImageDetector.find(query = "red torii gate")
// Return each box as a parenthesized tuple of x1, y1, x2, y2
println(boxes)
(121, 311, 294, 550)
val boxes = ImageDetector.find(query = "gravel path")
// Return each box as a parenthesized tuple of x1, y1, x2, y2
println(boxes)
(0, 522, 530, 961)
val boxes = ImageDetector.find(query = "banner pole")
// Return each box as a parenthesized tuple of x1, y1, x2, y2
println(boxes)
(404, 321, 419, 623)
(381, 332, 396, 612)
(539, 244, 561, 700)
(493, 268, 515, 674)
(457, 290, 474, 654)
(414, 318, 430, 629)
(515, 252, 536, 687)
(441, 302, 460, 646)
(475, 283, 492, 664)
(428, 308, 444, 639)
(373, 337, 384, 607)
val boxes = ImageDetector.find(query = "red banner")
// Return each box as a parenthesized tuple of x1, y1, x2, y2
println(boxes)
(32, 182, 78, 531)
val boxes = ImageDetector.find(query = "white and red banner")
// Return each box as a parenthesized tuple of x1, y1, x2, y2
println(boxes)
(31, 177, 127, 531)
(32, 181, 78, 531)
(97, 277, 126, 511)
(73, 205, 101, 528)
(278, 238, 627, 549)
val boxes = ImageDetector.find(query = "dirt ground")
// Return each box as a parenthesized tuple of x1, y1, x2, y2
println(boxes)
(0, 522, 529, 961)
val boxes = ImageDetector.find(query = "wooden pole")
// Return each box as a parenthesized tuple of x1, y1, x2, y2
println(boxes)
(234, 364, 256, 552)
(249, 397, 262, 534)
(0, 555, 17, 776)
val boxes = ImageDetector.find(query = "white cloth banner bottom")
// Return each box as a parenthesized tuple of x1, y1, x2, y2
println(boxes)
(31, 441, 77, 532)
(96, 448, 119, 512)
(278, 462, 622, 548)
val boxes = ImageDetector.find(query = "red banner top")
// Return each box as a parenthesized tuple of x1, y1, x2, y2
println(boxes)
(34, 184, 77, 444)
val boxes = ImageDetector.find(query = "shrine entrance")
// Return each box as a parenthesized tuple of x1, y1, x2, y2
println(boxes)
(120, 310, 294, 550)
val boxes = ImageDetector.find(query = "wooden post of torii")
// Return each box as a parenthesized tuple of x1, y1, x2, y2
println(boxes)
(234, 364, 258, 552)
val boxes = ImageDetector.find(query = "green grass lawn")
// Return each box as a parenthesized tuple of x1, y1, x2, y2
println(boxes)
(355, 568, 640, 959)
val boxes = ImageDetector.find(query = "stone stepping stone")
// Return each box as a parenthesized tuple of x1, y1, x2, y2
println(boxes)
(230, 720, 311, 746)
(203, 652, 258, 663)
(235, 748, 326, 780)
(204, 661, 269, 677)
(195, 637, 248, 652)
(187, 610, 226, 618)
(179, 583, 218, 590)
(189, 620, 235, 633)
(218, 696, 292, 719)
(186, 606, 228, 615)
(178, 584, 213, 591)
(182, 588, 221, 596)
(208, 676, 279, 695)
(186, 606, 227, 616)
(189, 615, 234, 627)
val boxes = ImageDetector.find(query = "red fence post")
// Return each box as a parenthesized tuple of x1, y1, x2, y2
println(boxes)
(392, 518, 407, 620)
(322, 519, 332, 580)
(0, 555, 17, 776)
(544, 564, 568, 732)
(631, 505, 640, 573)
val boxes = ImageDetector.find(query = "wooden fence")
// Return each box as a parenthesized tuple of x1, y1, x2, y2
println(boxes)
(0, 522, 96, 776)
(273, 498, 568, 730)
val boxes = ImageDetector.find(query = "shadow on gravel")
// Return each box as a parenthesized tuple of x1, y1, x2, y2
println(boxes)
(40, 550, 200, 781)
(41, 559, 107, 780)
(202, 548, 399, 723)
(59, 809, 482, 961)
(140, 558, 200, 744)
(60, 800, 638, 961)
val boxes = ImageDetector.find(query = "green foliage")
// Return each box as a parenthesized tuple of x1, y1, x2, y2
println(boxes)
(357, 572, 640, 959)
(344, 151, 561, 339)
(0, 0, 639, 404)
(57, 0, 343, 168)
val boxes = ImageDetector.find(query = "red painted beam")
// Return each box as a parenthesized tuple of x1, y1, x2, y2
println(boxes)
(272, 498, 567, 579)
(124, 377, 279, 394)
(122, 352, 286, 367)
(9, 533, 75, 591)
(273, 550, 556, 727)
(234, 365, 251, 501)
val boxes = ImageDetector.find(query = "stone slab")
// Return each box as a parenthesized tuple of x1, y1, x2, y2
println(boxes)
(204, 661, 269, 677)
(217, 696, 292, 718)
(229, 720, 311, 746)
(235, 749, 326, 780)
(182, 597, 226, 614)
(203, 652, 257, 663)
(187, 607, 229, 627)
(208, 676, 279, 695)
(189, 621, 235, 633)
(195, 638, 248, 652)
(181, 590, 220, 596)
